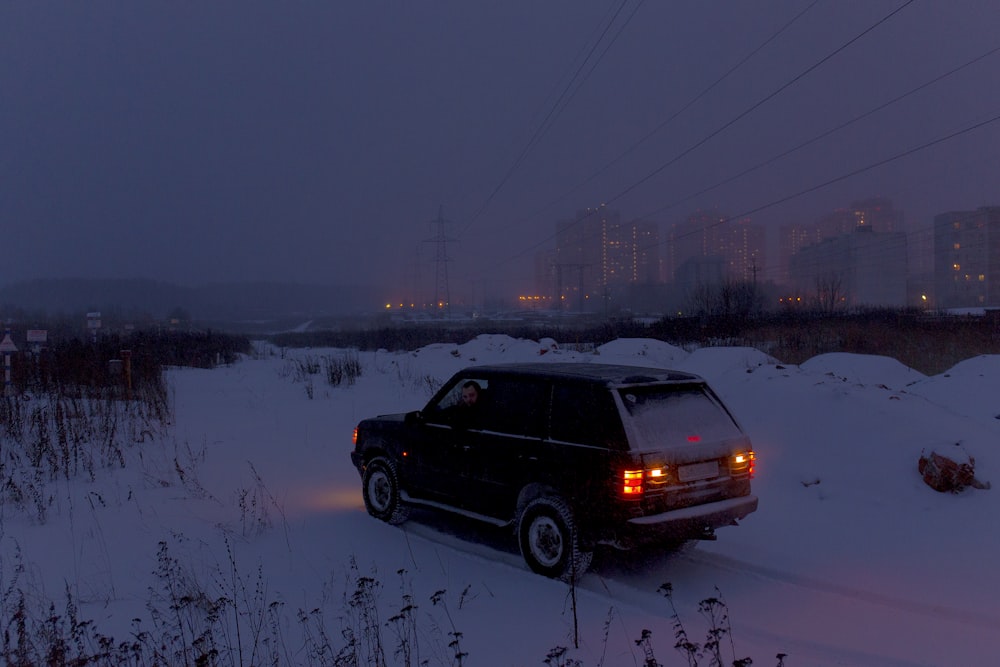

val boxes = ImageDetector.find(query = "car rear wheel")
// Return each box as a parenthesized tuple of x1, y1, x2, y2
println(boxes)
(362, 457, 410, 525)
(517, 496, 592, 581)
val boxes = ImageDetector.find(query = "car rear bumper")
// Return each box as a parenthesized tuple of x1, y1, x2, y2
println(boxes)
(613, 495, 758, 547)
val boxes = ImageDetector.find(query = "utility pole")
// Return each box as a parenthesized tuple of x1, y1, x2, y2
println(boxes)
(555, 263, 588, 313)
(424, 205, 456, 319)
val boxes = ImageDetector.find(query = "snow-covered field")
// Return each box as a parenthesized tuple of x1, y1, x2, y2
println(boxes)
(5, 335, 998, 666)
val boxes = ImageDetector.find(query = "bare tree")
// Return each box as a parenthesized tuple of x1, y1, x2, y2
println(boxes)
(687, 282, 717, 318)
(813, 272, 847, 314)
(686, 279, 765, 334)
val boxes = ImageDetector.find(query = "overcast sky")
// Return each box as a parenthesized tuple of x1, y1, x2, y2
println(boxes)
(2, 1, 998, 302)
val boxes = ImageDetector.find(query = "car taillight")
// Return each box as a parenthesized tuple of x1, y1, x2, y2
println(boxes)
(622, 466, 670, 496)
(623, 469, 644, 495)
(730, 451, 756, 478)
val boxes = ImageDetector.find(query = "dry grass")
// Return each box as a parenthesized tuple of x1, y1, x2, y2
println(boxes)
(739, 312, 1000, 375)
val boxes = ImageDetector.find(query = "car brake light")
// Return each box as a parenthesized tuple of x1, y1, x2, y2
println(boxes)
(622, 466, 671, 495)
(623, 470, 643, 495)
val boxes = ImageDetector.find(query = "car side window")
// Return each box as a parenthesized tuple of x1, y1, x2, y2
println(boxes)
(550, 383, 625, 448)
(477, 378, 548, 438)
(425, 378, 490, 425)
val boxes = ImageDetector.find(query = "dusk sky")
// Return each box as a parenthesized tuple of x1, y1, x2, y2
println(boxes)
(2, 1, 998, 303)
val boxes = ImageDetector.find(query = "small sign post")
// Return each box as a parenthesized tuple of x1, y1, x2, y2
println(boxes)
(0, 330, 17, 396)
(26, 329, 47, 356)
(87, 312, 101, 344)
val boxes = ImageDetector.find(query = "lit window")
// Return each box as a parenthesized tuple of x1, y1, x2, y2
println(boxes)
(979, 275, 986, 281)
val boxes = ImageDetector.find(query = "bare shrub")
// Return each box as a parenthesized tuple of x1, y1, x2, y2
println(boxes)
(0, 335, 173, 524)
(324, 351, 363, 388)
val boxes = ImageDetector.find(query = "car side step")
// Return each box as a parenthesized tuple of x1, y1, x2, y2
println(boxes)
(400, 491, 511, 527)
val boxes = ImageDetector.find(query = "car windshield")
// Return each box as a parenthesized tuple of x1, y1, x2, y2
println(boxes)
(618, 385, 743, 449)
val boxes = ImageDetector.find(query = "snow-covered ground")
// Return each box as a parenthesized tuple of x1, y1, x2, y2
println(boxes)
(5, 335, 998, 666)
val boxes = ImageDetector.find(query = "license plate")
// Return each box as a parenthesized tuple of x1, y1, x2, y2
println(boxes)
(678, 461, 719, 482)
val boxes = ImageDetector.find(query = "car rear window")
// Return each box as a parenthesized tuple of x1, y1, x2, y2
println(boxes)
(618, 385, 743, 449)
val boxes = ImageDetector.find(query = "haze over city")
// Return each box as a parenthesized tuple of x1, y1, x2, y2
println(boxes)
(2, 1, 998, 311)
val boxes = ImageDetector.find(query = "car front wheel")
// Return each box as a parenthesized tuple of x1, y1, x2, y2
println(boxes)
(362, 457, 410, 525)
(517, 496, 592, 581)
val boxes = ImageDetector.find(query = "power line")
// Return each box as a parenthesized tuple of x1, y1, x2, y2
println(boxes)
(461, 109, 1000, 296)
(566, 40, 1000, 286)
(604, 0, 918, 209)
(646, 109, 1000, 268)
(494, 0, 919, 268)
(545, 0, 646, 127)
(521, 0, 823, 224)
(701, 110, 1000, 239)
(461, 0, 638, 235)
(639, 41, 1000, 221)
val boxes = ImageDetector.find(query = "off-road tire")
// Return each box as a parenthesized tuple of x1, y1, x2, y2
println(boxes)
(517, 496, 593, 581)
(362, 457, 411, 525)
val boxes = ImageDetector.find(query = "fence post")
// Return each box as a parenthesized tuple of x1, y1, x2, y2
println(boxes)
(0, 329, 17, 396)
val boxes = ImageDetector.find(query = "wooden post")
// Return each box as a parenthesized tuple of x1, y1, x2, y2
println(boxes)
(121, 349, 132, 400)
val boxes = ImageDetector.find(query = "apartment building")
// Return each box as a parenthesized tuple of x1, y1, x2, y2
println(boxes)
(933, 206, 1000, 309)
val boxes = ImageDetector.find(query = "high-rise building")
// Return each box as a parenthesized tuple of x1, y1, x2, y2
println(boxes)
(851, 197, 903, 233)
(551, 205, 660, 311)
(905, 220, 935, 307)
(777, 222, 820, 286)
(815, 207, 855, 240)
(628, 220, 661, 284)
(782, 197, 908, 304)
(667, 209, 765, 285)
(933, 206, 1000, 309)
(789, 226, 908, 308)
(666, 209, 720, 281)
(727, 218, 766, 282)
(815, 197, 903, 240)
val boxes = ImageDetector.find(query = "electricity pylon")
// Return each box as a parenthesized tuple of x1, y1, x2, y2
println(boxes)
(424, 205, 456, 319)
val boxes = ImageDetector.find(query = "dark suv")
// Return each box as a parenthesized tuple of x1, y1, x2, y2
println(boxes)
(350, 362, 757, 580)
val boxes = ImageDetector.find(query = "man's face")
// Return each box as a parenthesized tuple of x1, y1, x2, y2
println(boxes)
(461, 385, 478, 406)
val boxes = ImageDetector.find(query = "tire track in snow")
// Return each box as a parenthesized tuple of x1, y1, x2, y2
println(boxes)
(682, 550, 1000, 631)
